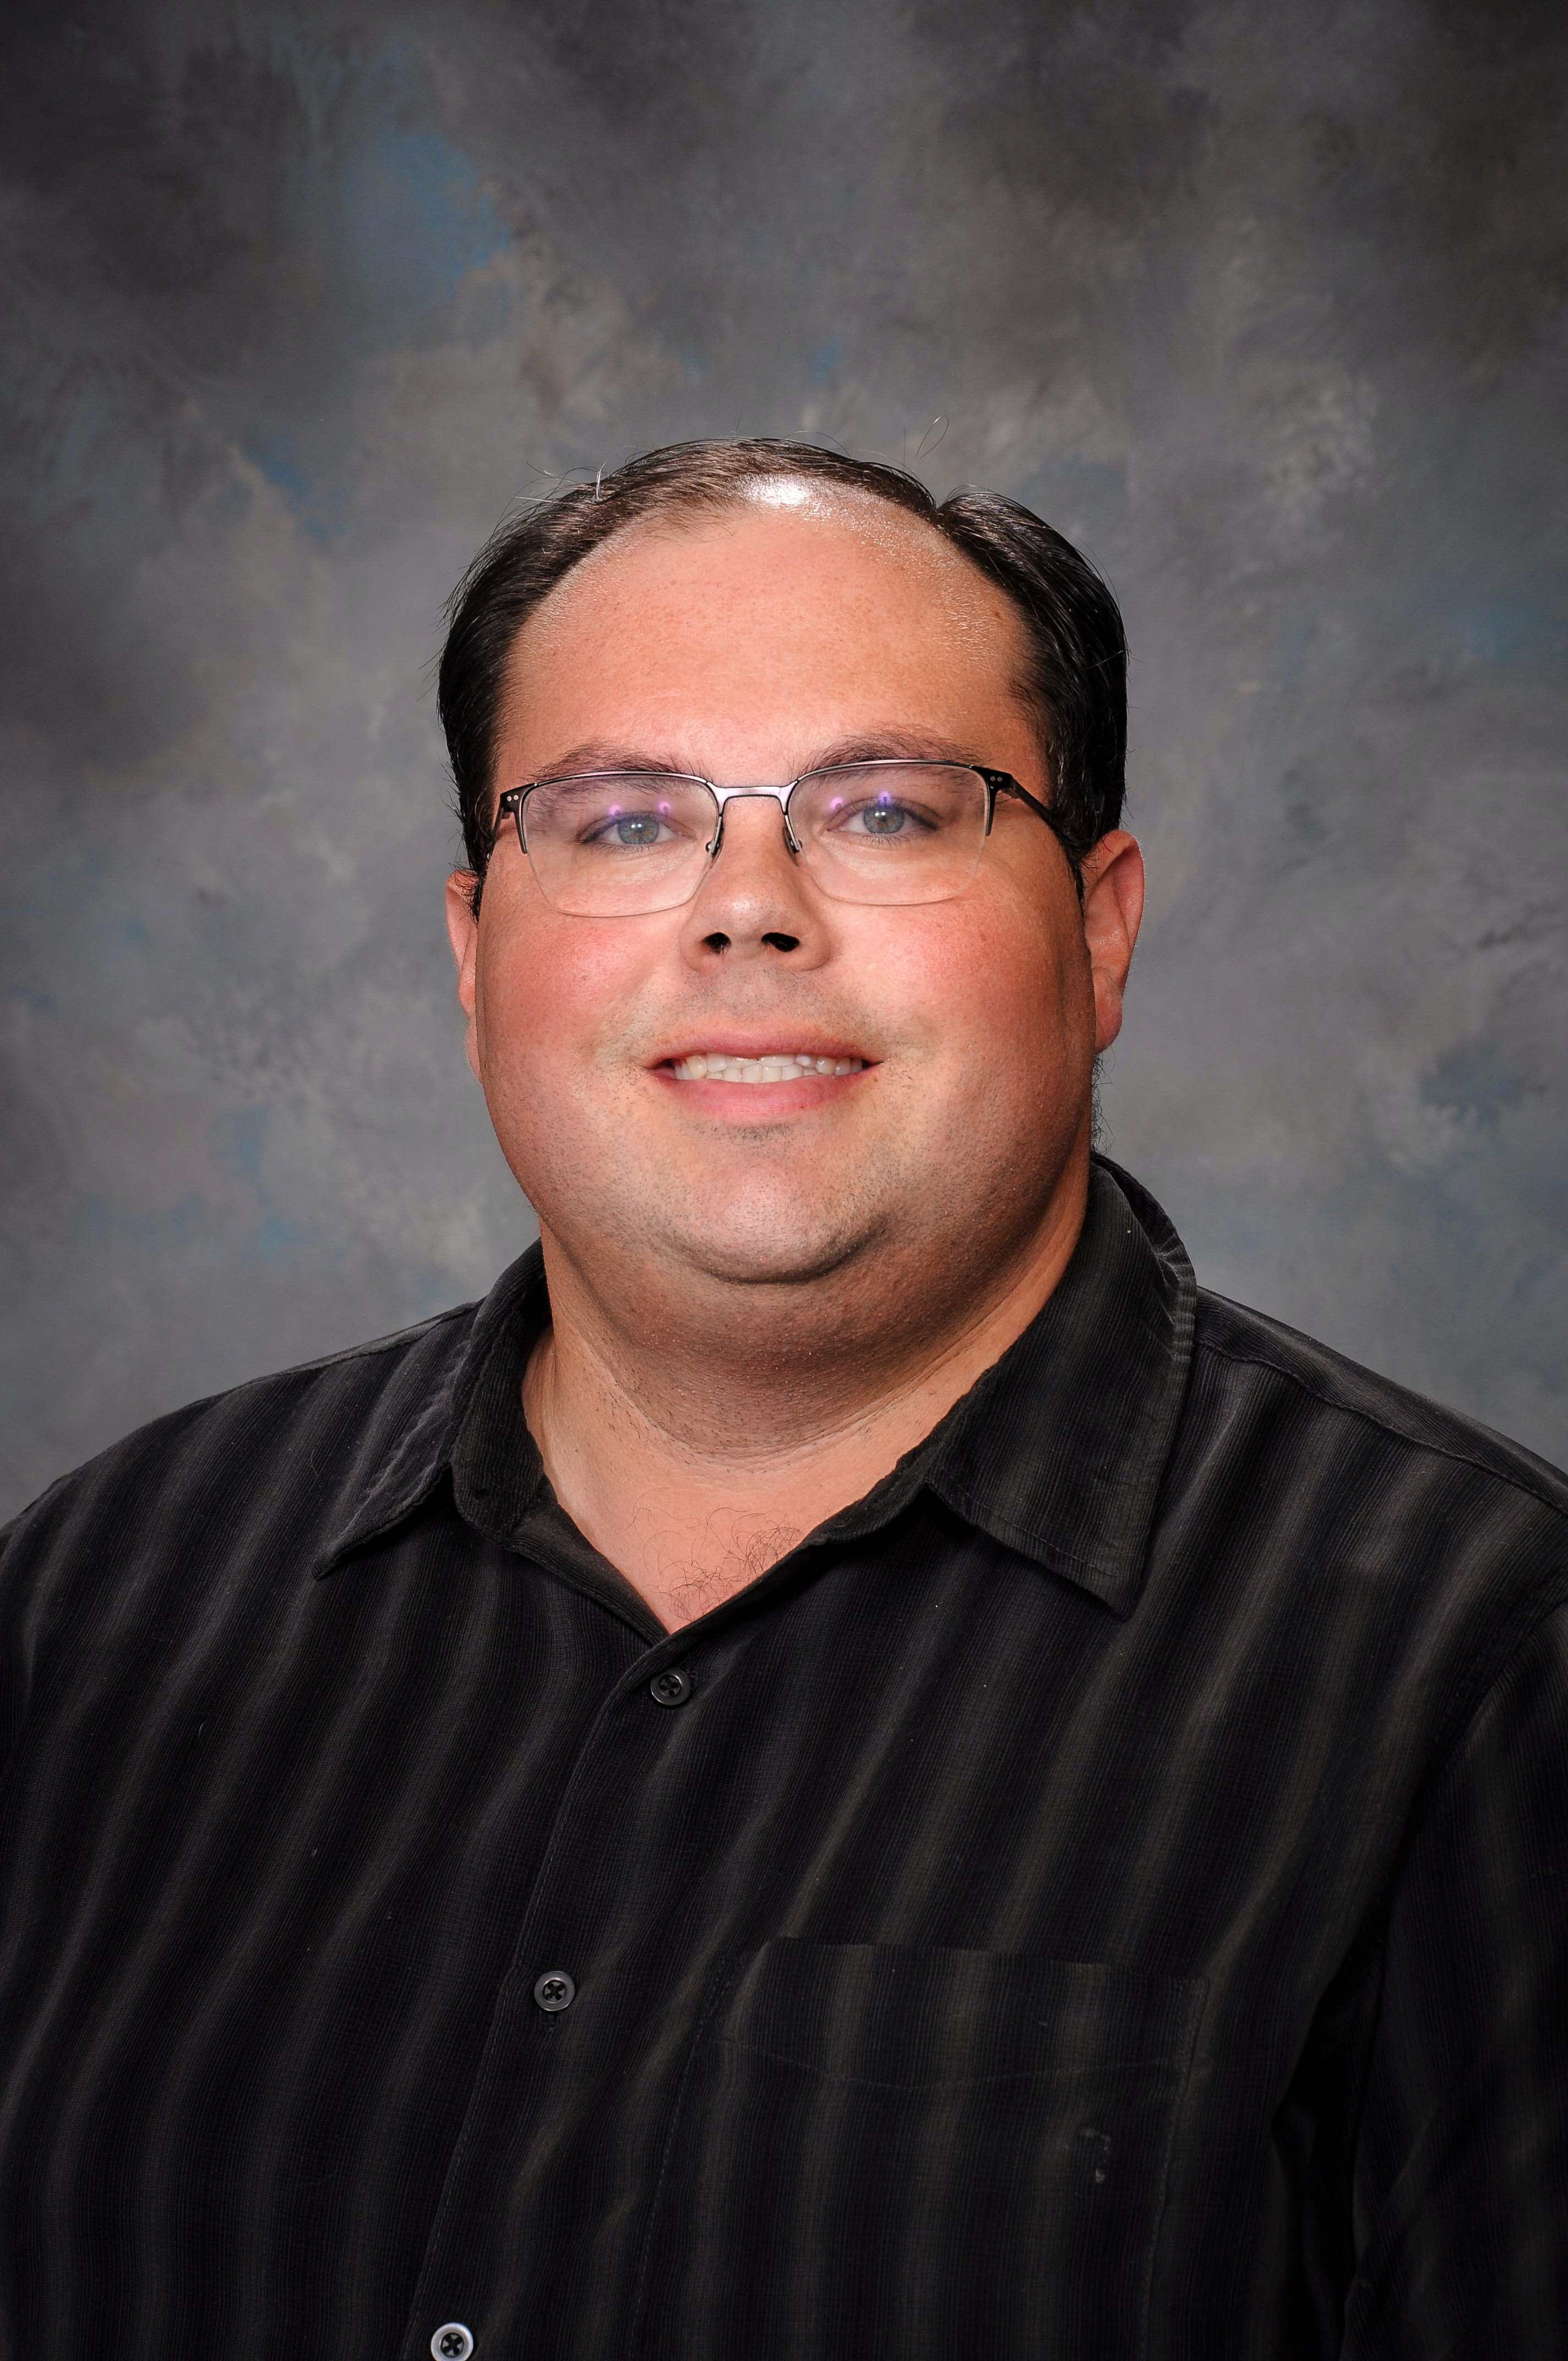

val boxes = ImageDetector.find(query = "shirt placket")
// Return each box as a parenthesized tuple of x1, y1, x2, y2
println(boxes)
(397, 1619, 725, 2361)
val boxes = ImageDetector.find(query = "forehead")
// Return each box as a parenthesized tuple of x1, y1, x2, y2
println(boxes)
(500, 489, 1033, 765)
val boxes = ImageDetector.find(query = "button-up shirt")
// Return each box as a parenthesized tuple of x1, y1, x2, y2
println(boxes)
(2, 1160, 1565, 2358)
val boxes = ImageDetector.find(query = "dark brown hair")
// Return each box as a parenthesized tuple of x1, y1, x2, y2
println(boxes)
(438, 438, 1127, 897)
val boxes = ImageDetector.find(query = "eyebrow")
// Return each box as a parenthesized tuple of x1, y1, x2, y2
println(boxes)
(514, 726, 984, 786)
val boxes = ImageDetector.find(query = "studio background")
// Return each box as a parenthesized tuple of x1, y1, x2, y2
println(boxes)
(3, 0, 1565, 1520)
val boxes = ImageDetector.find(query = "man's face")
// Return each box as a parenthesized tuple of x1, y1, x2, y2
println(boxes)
(447, 488, 1139, 1345)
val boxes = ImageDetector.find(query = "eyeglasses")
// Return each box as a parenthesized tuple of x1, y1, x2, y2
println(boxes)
(491, 761, 1076, 918)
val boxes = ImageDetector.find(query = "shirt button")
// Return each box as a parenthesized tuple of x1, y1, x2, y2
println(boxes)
(432, 2327, 474, 2360)
(649, 1666, 692, 1707)
(533, 1968, 576, 2012)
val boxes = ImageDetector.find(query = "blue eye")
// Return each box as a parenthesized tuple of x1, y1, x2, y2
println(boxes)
(612, 812, 666, 846)
(857, 800, 908, 836)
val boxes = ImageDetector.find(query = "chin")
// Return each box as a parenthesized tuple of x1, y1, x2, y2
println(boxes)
(669, 1206, 879, 1291)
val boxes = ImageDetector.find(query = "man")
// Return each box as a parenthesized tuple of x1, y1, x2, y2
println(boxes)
(1, 439, 1564, 2360)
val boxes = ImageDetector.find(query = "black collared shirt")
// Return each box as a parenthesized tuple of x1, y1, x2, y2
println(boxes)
(3, 1160, 1566, 2359)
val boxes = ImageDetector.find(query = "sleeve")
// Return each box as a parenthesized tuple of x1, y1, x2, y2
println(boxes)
(1344, 1598, 1568, 2356)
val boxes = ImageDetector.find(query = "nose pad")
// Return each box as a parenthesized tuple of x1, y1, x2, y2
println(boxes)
(706, 790, 802, 864)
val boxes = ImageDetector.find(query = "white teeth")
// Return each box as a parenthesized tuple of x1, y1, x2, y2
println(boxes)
(670, 1052, 866, 1084)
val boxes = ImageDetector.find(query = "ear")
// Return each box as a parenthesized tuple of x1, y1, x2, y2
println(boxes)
(1077, 831, 1145, 1054)
(445, 872, 483, 1081)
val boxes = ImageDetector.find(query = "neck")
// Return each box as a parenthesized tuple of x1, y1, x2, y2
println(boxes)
(522, 1150, 1092, 1631)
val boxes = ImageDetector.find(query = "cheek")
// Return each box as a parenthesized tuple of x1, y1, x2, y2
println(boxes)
(473, 905, 646, 1097)
(912, 902, 1094, 1196)
(864, 890, 1085, 1069)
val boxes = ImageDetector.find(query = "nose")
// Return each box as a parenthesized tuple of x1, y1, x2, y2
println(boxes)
(677, 791, 829, 967)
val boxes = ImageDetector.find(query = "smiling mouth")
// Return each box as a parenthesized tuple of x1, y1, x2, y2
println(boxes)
(668, 1051, 868, 1084)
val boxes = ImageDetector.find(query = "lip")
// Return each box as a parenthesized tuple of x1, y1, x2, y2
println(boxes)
(651, 1038, 874, 1068)
(652, 1063, 870, 1113)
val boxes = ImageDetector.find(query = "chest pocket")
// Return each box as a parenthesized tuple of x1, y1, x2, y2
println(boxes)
(632, 1940, 1204, 2361)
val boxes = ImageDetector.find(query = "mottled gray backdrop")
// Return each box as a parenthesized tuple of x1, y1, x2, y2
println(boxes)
(3, 0, 1565, 1517)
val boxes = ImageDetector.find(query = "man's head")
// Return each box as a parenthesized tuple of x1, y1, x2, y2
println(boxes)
(443, 440, 1128, 901)
(440, 439, 1144, 1390)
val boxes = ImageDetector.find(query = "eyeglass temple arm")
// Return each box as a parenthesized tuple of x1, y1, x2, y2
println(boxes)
(975, 767, 1086, 898)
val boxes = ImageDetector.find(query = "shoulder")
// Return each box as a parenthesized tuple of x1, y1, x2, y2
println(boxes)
(0, 1295, 486, 1634)
(1182, 1291, 1568, 1728)
(1191, 1288, 1568, 1526)
(1145, 1291, 1568, 1836)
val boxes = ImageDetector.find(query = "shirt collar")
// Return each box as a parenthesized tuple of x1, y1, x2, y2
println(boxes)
(919, 1157, 1195, 1615)
(312, 1245, 551, 1577)
(318, 1157, 1195, 1622)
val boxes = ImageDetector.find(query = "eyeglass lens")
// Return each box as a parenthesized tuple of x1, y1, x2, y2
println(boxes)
(517, 763, 990, 916)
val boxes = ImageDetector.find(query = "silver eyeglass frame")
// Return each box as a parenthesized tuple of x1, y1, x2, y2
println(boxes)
(490, 760, 1082, 911)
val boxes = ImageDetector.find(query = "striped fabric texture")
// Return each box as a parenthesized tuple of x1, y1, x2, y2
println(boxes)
(1, 1159, 1565, 2358)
